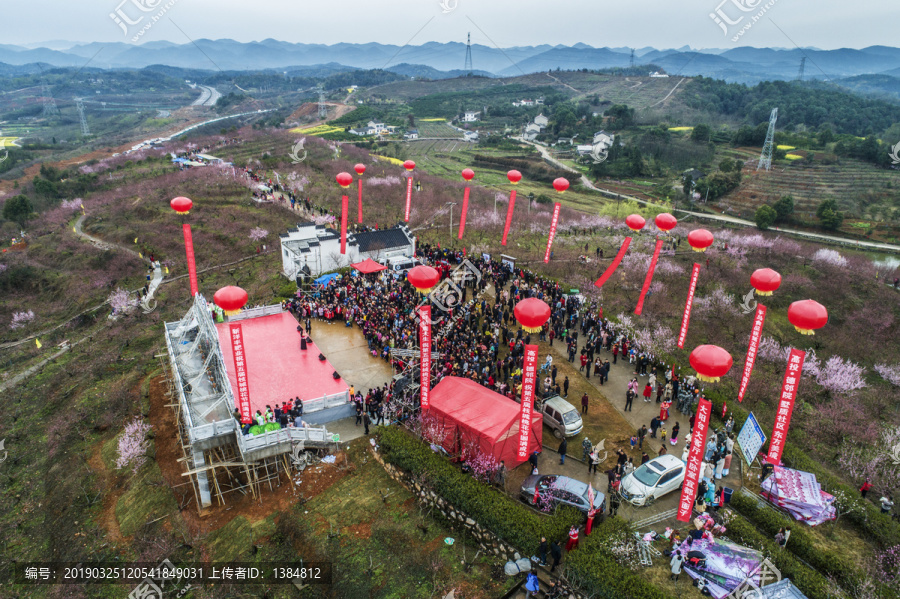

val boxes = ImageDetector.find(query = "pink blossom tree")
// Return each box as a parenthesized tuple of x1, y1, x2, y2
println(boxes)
(107, 288, 138, 315)
(249, 227, 269, 242)
(9, 310, 35, 330)
(115, 417, 153, 474)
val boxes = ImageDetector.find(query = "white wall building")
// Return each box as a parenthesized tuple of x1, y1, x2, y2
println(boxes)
(533, 113, 549, 128)
(280, 222, 416, 277)
(463, 111, 480, 122)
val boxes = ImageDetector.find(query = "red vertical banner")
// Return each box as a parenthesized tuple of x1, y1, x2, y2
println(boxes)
(183, 223, 198, 297)
(738, 304, 767, 402)
(677, 397, 712, 522)
(357, 179, 363, 224)
(677, 263, 702, 348)
(501, 190, 517, 246)
(340, 194, 349, 254)
(518, 344, 538, 460)
(594, 237, 632, 289)
(229, 324, 252, 424)
(634, 238, 664, 315)
(767, 349, 805, 464)
(542, 203, 561, 263)
(404, 175, 413, 222)
(419, 305, 432, 411)
(457, 187, 470, 239)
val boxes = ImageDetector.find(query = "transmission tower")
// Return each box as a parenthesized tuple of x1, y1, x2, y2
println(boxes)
(40, 78, 60, 118)
(757, 107, 778, 172)
(317, 84, 327, 119)
(796, 57, 806, 82)
(630, 49, 635, 68)
(464, 32, 473, 74)
(74, 98, 90, 136)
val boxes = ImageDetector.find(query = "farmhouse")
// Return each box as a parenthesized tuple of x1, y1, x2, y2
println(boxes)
(404, 129, 419, 140)
(463, 111, 480, 122)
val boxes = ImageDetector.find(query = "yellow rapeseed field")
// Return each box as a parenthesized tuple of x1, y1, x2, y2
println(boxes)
(289, 124, 344, 135)
(668, 126, 694, 132)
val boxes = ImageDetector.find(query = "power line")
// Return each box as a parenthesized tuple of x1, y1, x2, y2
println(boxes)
(757, 107, 778, 172)
(464, 32, 473, 74)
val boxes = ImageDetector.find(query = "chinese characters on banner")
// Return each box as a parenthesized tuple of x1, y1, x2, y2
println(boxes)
(182, 223, 198, 296)
(634, 239, 664, 315)
(229, 324, 252, 424)
(543, 203, 561, 263)
(677, 263, 702, 348)
(738, 304, 768, 402)
(419, 306, 432, 410)
(501, 190, 517, 246)
(404, 176, 414, 222)
(767, 349, 805, 464)
(518, 345, 538, 460)
(458, 186, 470, 239)
(594, 237, 632, 289)
(677, 397, 712, 522)
(340, 194, 349, 254)
(357, 178, 364, 224)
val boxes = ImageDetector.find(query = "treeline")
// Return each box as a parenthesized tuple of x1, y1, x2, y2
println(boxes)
(683, 77, 900, 137)
(472, 154, 566, 184)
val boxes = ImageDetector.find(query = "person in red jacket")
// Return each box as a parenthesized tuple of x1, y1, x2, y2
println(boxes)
(565, 525, 579, 551)
(860, 478, 873, 499)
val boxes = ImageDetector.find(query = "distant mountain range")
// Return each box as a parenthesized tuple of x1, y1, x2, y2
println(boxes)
(2, 40, 900, 87)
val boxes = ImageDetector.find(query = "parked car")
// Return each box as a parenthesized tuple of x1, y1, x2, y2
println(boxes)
(540, 396, 583, 439)
(520, 474, 605, 515)
(619, 454, 685, 506)
(379, 256, 422, 273)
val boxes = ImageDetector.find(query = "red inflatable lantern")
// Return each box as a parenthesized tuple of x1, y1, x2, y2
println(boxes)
(689, 345, 734, 383)
(625, 214, 646, 231)
(213, 286, 249, 316)
(514, 298, 552, 333)
(507, 170, 522, 185)
(688, 229, 714, 252)
(553, 177, 570, 193)
(655, 213, 677, 232)
(788, 300, 828, 335)
(336, 172, 353, 188)
(354, 163, 366, 175)
(461, 168, 475, 181)
(407, 265, 441, 294)
(403, 160, 416, 171)
(750, 268, 782, 296)
(170, 196, 193, 215)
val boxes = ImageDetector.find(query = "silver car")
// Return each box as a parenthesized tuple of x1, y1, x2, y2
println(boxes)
(520, 474, 605, 515)
(619, 454, 686, 507)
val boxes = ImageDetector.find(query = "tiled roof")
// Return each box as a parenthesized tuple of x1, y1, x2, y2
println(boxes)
(351, 227, 412, 253)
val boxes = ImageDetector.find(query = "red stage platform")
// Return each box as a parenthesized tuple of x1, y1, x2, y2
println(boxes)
(216, 312, 349, 417)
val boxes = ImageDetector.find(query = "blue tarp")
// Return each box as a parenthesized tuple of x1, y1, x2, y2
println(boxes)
(314, 273, 342, 286)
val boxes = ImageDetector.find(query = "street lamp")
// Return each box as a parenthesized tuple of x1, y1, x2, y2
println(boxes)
(446, 202, 457, 240)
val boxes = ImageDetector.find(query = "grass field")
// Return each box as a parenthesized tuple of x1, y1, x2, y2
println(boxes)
(0, 136, 20, 147)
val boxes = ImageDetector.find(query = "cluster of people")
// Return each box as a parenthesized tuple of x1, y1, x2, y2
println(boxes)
(234, 397, 306, 435)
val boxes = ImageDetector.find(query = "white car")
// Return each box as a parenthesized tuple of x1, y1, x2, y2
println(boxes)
(619, 454, 685, 506)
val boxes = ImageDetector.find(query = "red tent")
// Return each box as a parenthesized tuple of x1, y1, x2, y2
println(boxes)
(351, 258, 388, 274)
(427, 377, 543, 468)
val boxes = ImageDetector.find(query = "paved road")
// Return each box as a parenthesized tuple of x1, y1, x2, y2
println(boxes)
(190, 84, 221, 107)
(516, 138, 900, 254)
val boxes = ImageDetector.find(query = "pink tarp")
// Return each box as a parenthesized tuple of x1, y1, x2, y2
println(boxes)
(760, 466, 836, 526)
(427, 376, 543, 468)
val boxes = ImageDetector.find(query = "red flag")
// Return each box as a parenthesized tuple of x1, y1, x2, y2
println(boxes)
(501, 190, 517, 246)
(635, 238, 663, 315)
(229, 324, 253, 424)
(738, 304, 767, 402)
(182, 223, 198, 297)
(419, 306, 432, 410)
(594, 237, 632, 289)
(677, 398, 712, 522)
(518, 345, 538, 460)
(458, 186, 470, 239)
(357, 179, 364, 224)
(677, 263, 701, 349)
(543, 203, 561, 263)
(722, 400, 727, 418)
(767, 349, 805, 464)
(404, 175, 413, 222)
(340, 194, 349, 254)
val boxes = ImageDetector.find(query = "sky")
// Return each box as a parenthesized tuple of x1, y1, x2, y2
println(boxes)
(5, 0, 898, 50)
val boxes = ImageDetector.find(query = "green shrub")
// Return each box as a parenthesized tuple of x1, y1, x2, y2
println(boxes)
(377, 426, 582, 553)
(566, 517, 675, 599)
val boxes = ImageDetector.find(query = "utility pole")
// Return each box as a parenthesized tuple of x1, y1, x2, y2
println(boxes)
(447, 202, 457, 240)
(74, 98, 90, 136)
(757, 107, 778, 172)
(464, 33, 473, 75)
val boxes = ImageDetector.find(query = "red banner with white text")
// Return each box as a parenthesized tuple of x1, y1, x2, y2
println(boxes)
(677, 263, 702, 348)
(340, 195, 349, 254)
(634, 238, 663, 315)
(404, 176, 413, 222)
(594, 237, 632, 289)
(677, 397, 712, 522)
(183, 223, 198, 297)
(543, 203, 561, 263)
(738, 304, 767, 402)
(419, 306, 432, 411)
(458, 187, 470, 239)
(501, 190, 517, 246)
(357, 179, 363, 224)
(229, 324, 252, 424)
(767, 348, 805, 464)
(518, 344, 538, 460)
